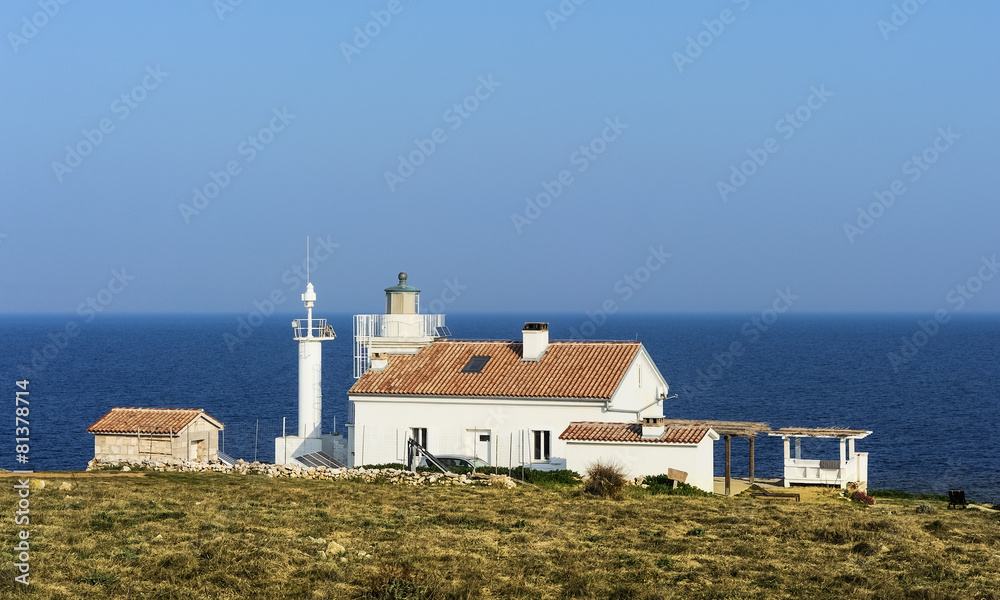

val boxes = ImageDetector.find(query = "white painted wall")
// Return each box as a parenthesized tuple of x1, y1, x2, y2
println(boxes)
(564, 436, 716, 492)
(298, 339, 323, 438)
(349, 396, 607, 468)
(610, 348, 669, 416)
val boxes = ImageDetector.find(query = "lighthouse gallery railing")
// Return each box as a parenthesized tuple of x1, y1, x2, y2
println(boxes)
(352, 314, 446, 379)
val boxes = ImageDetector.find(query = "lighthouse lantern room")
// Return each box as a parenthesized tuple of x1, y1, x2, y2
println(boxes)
(351, 272, 449, 378)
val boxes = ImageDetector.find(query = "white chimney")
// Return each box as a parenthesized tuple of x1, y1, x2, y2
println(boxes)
(370, 353, 388, 372)
(521, 322, 549, 361)
(641, 417, 665, 439)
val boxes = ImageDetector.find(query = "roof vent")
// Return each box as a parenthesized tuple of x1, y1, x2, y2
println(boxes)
(522, 322, 548, 361)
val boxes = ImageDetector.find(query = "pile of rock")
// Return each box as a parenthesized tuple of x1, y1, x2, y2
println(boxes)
(85, 458, 518, 488)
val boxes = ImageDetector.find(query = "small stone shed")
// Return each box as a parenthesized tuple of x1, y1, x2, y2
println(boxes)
(87, 407, 224, 463)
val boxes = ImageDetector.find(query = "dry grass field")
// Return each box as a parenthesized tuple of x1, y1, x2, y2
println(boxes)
(1, 471, 999, 599)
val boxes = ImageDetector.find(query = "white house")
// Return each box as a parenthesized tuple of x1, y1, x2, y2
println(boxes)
(345, 272, 719, 491)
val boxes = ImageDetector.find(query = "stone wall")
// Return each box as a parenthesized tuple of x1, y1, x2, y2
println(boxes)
(94, 434, 173, 463)
(85, 457, 518, 488)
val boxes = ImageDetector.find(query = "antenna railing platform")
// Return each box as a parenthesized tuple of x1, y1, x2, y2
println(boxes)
(293, 318, 336, 340)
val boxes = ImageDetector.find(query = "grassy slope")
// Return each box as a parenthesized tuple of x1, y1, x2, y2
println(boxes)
(1, 473, 999, 599)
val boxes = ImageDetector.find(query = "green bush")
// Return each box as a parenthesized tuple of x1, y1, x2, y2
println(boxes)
(446, 465, 581, 485)
(868, 489, 948, 502)
(362, 462, 582, 485)
(360, 463, 409, 470)
(583, 461, 628, 499)
(641, 475, 712, 497)
(521, 468, 581, 485)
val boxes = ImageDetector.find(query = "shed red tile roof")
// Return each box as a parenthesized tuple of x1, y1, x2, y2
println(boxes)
(87, 408, 222, 435)
(559, 421, 712, 444)
(349, 340, 641, 399)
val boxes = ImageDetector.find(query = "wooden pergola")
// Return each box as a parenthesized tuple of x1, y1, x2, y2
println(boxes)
(661, 419, 772, 495)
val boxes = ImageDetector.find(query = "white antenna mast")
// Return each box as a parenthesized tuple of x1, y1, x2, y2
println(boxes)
(306, 235, 310, 283)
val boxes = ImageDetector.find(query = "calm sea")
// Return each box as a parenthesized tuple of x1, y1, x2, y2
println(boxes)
(2, 313, 998, 500)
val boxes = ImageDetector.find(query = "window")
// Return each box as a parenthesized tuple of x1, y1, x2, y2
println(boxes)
(461, 355, 490, 373)
(532, 430, 551, 462)
(411, 427, 428, 448)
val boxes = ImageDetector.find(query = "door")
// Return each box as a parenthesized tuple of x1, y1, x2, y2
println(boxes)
(190, 439, 207, 462)
(467, 429, 491, 464)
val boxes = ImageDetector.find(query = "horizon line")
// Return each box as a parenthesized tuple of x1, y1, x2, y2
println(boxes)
(3, 310, 1000, 317)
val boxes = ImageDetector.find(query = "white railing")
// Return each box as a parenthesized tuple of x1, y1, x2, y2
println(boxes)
(353, 314, 446, 378)
(292, 318, 336, 340)
(852, 452, 868, 485)
(783, 453, 868, 489)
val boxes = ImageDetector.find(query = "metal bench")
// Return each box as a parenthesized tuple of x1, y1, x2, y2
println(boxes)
(948, 490, 968, 509)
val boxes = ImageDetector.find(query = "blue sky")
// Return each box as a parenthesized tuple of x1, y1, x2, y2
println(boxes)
(1, 1, 998, 315)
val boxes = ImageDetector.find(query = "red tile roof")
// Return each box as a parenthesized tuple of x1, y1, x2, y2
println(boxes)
(559, 421, 712, 444)
(349, 340, 641, 399)
(87, 407, 222, 435)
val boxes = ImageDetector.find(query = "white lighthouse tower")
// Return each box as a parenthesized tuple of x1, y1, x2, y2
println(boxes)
(275, 264, 337, 465)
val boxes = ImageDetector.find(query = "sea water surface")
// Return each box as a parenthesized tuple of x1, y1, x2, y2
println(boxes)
(1, 313, 998, 500)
